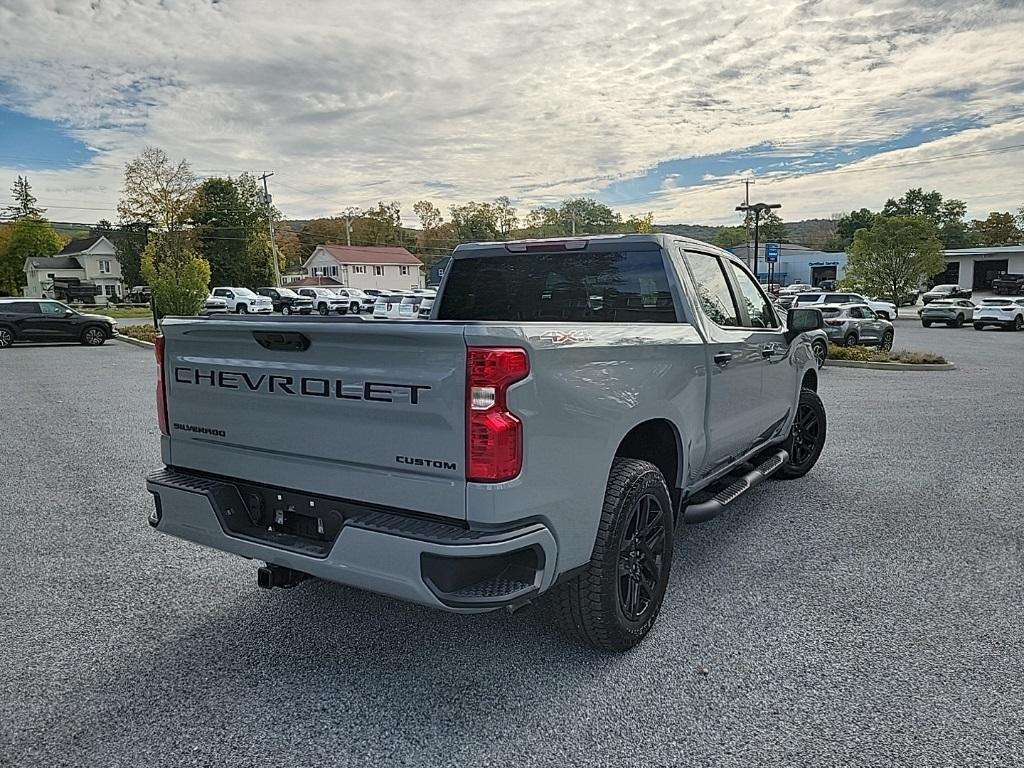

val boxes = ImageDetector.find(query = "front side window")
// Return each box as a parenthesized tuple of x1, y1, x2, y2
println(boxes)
(686, 252, 739, 327)
(438, 249, 677, 323)
(40, 301, 69, 316)
(725, 261, 779, 328)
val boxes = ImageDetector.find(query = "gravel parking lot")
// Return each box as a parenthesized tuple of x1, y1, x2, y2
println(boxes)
(2, 326, 1022, 767)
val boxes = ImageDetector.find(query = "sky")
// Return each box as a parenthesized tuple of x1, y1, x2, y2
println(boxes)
(1, 0, 1023, 228)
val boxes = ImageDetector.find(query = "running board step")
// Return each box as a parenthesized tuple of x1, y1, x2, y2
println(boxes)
(683, 449, 789, 524)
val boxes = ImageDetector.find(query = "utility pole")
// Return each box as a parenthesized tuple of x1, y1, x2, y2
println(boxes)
(340, 206, 360, 247)
(742, 178, 754, 269)
(259, 171, 283, 287)
(736, 201, 781, 282)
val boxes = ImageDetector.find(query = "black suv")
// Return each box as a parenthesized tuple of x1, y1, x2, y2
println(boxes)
(256, 287, 314, 314)
(992, 273, 1024, 295)
(0, 298, 117, 348)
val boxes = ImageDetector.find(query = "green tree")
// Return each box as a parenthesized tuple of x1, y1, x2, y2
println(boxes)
(834, 208, 876, 249)
(109, 222, 150, 288)
(352, 201, 402, 245)
(4, 176, 45, 219)
(621, 212, 654, 233)
(274, 225, 302, 272)
(493, 196, 518, 238)
(713, 226, 747, 249)
(141, 235, 210, 316)
(297, 218, 348, 261)
(750, 210, 787, 243)
(883, 188, 970, 248)
(846, 215, 945, 307)
(450, 201, 500, 241)
(117, 147, 197, 235)
(0, 216, 67, 295)
(970, 211, 1022, 246)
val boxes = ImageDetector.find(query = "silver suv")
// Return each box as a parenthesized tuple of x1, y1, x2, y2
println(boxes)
(820, 303, 894, 348)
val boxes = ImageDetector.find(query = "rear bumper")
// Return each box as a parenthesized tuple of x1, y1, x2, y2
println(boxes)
(146, 468, 558, 612)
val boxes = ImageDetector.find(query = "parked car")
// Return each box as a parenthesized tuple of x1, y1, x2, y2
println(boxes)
(398, 295, 427, 319)
(816, 279, 836, 291)
(922, 284, 972, 304)
(919, 299, 975, 327)
(296, 287, 348, 315)
(257, 287, 313, 315)
(332, 287, 375, 314)
(777, 302, 827, 368)
(147, 233, 826, 651)
(794, 292, 898, 321)
(991, 273, 1024, 295)
(0, 298, 117, 347)
(819, 303, 895, 348)
(372, 294, 409, 319)
(209, 287, 273, 314)
(200, 297, 228, 316)
(126, 285, 152, 304)
(779, 283, 813, 295)
(417, 295, 436, 319)
(972, 297, 1024, 331)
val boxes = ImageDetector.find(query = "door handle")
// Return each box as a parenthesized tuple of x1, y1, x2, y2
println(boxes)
(713, 352, 732, 368)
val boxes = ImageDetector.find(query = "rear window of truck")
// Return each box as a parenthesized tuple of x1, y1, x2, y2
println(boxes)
(437, 250, 678, 323)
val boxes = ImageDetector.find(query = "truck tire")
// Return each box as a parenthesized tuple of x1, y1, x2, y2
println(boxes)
(778, 388, 826, 479)
(350, 301, 360, 314)
(282, 305, 291, 315)
(237, 304, 248, 314)
(551, 458, 673, 652)
(318, 303, 329, 316)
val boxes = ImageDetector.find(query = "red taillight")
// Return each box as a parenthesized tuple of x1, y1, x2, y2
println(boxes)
(466, 347, 529, 483)
(155, 334, 168, 435)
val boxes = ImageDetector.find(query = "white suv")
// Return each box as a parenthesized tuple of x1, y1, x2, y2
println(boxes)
(209, 287, 273, 314)
(973, 297, 1024, 331)
(794, 291, 898, 321)
(296, 287, 348, 315)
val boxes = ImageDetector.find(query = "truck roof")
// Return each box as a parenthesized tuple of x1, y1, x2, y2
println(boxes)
(450, 233, 736, 260)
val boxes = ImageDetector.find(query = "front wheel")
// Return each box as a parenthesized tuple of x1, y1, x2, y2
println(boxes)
(843, 332, 858, 347)
(880, 330, 894, 350)
(778, 388, 827, 479)
(551, 458, 673, 652)
(237, 304, 248, 314)
(954, 314, 964, 328)
(0, 327, 13, 348)
(974, 323, 985, 331)
(282, 305, 291, 315)
(812, 340, 827, 369)
(922, 320, 932, 328)
(1015, 315, 1024, 331)
(350, 302, 360, 314)
(318, 304, 329, 316)
(81, 326, 107, 346)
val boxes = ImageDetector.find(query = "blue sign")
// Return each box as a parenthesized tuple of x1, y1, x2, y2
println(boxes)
(765, 242, 780, 263)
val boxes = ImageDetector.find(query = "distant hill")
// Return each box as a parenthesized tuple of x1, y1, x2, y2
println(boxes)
(655, 218, 838, 250)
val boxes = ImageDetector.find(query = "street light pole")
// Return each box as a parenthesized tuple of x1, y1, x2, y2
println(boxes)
(735, 201, 781, 281)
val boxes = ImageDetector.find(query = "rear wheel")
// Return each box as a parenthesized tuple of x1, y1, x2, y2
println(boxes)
(81, 326, 107, 346)
(843, 332, 858, 347)
(954, 314, 964, 328)
(0, 327, 13, 348)
(778, 388, 827, 479)
(552, 458, 673, 652)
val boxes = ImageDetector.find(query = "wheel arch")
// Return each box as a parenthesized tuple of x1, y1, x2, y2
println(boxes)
(801, 368, 818, 392)
(613, 418, 683, 497)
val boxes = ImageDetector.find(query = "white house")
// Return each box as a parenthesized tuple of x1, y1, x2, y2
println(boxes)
(23, 235, 124, 303)
(301, 244, 424, 291)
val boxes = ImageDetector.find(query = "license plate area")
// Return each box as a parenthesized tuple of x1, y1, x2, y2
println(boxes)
(211, 480, 352, 557)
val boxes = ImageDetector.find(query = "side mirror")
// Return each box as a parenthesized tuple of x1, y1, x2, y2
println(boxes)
(786, 307, 823, 341)
(64, 309, 74, 317)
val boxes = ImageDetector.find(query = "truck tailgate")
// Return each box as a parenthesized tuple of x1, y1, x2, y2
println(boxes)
(161, 317, 467, 519)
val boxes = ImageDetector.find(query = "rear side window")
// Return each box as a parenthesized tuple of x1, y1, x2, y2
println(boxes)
(819, 307, 842, 318)
(437, 250, 678, 323)
(797, 293, 822, 303)
(2, 301, 39, 314)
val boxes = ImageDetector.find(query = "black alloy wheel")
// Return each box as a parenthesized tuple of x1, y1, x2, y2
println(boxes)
(880, 330, 894, 350)
(787, 397, 824, 470)
(843, 332, 858, 347)
(82, 327, 107, 346)
(318, 304, 329, 316)
(0, 327, 13, 348)
(238, 304, 248, 314)
(617, 493, 668, 622)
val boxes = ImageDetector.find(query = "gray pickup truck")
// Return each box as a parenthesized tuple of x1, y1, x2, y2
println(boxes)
(146, 234, 826, 650)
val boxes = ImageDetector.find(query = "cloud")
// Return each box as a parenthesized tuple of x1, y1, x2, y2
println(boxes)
(0, 0, 1022, 226)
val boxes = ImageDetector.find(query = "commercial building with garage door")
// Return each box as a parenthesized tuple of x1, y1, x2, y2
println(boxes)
(934, 245, 1024, 291)
(727, 243, 848, 287)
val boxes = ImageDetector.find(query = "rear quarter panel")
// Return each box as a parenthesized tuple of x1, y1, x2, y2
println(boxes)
(462, 322, 707, 574)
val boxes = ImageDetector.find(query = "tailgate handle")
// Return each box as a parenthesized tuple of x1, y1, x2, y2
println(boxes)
(252, 331, 310, 351)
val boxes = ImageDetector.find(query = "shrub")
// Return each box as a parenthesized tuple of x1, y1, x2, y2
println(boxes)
(119, 324, 159, 344)
(140, 235, 210, 316)
(826, 344, 946, 365)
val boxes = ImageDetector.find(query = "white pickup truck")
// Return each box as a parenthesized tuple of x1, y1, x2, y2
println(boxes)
(209, 287, 273, 314)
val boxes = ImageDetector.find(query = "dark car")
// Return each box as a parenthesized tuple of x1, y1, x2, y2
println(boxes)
(257, 287, 314, 314)
(0, 298, 117, 348)
(922, 284, 972, 304)
(991, 273, 1024, 295)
